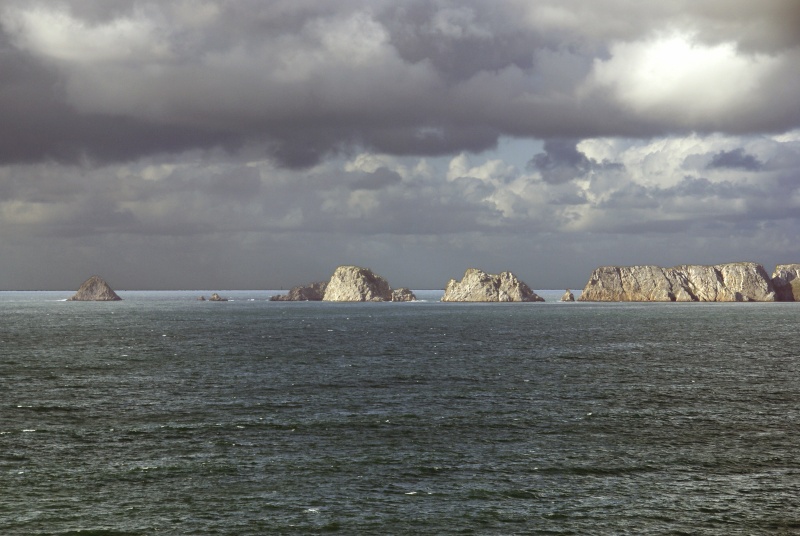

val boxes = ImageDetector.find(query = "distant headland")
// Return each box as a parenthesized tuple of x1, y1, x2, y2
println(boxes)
(579, 262, 800, 302)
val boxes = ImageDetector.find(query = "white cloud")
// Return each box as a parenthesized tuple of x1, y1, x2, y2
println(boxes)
(4, 5, 171, 63)
(446, 153, 516, 183)
(310, 11, 391, 64)
(345, 153, 405, 176)
(587, 33, 779, 123)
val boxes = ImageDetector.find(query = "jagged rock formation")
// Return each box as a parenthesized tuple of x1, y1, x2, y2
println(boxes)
(68, 275, 122, 301)
(270, 282, 328, 301)
(391, 288, 417, 302)
(441, 268, 544, 302)
(209, 293, 228, 301)
(772, 264, 800, 301)
(272, 267, 412, 303)
(561, 289, 575, 302)
(578, 262, 776, 302)
(322, 266, 393, 302)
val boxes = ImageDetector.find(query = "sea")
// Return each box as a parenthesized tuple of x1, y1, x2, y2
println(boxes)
(2, 289, 800, 535)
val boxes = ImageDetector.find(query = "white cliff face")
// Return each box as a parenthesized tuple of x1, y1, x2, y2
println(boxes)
(705, 263, 774, 301)
(772, 264, 800, 301)
(441, 268, 544, 302)
(322, 266, 393, 302)
(579, 263, 776, 302)
(68, 275, 122, 301)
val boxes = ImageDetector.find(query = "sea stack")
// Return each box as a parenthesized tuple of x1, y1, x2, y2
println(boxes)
(441, 268, 544, 302)
(323, 266, 393, 302)
(68, 275, 122, 301)
(578, 262, 776, 302)
(391, 287, 417, 302)
(560, 289, 575, 302)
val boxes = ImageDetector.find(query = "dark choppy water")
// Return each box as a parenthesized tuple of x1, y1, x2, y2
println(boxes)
(3, 290, 800, 535)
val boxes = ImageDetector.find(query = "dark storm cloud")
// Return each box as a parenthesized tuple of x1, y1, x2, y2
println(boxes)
(0, 25, 236, 165)
(707, 148, 763, 171)
(380, 1, 536, 81)
(529, 139, 593, 184)
(1, 0, 798, 168)
(528, 139, 622, 184)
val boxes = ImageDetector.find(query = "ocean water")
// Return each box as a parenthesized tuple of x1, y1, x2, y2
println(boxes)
(2, 290, 800, 535)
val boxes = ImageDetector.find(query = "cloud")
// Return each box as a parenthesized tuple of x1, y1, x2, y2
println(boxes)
(1, 1, 800, 290)
(586, 32, 781, 128)
(349, 167, 403, 191)
(528, 139, 625, 185)
(707, 148, 762, 171)
(1, 1, 798, 169)
(2, 130, 800, 289)
(528, 139, 593, 184)
(4, 5, 170, 63)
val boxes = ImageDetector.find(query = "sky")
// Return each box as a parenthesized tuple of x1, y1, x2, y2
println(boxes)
(1, 0, 799, 290)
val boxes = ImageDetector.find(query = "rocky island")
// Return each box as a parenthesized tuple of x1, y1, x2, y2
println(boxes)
(323, 265, 393, 301)
(441, 268, 544, 302)
(270, 265, 416, 302)
(391, 287, 417, 302)
(578, 262, 779, 302)
(68, 275, 122, 301)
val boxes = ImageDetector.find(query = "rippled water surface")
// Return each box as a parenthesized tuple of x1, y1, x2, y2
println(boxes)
(2, 290, 800, 534)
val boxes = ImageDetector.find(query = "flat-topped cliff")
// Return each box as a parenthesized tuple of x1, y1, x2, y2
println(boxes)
(441, 268, 544, 302)
(578, 262, 776, 302)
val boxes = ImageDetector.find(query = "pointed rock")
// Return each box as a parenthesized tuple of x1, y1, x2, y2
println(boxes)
(560, 289, 575, 302)
(68, 276, 122, 301)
